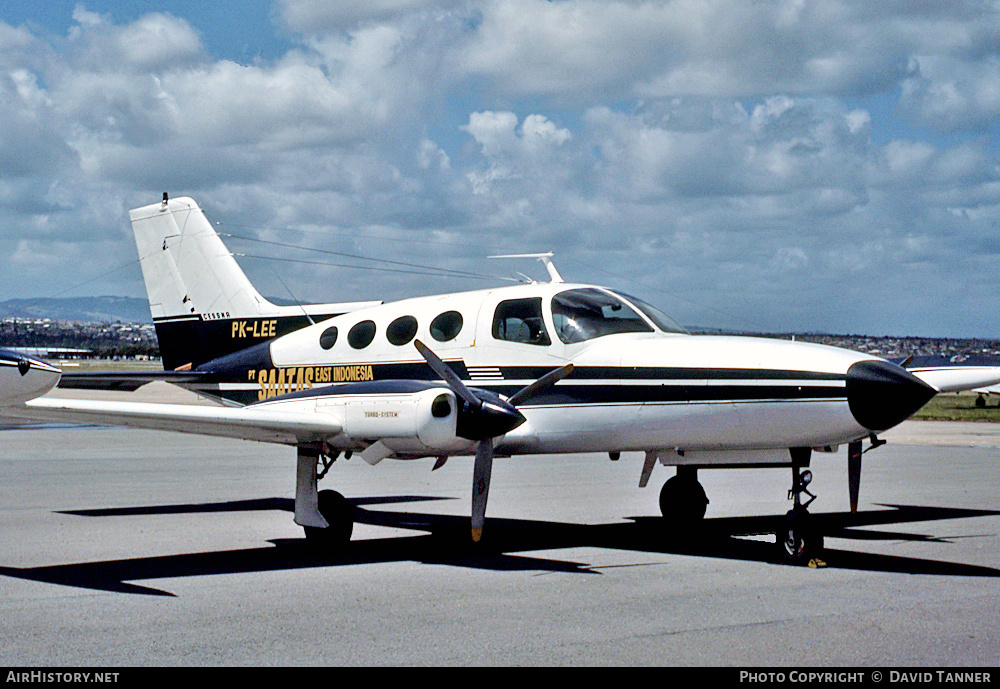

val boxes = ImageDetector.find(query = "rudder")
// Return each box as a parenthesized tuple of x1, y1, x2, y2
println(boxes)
(130, 195, 275, 322)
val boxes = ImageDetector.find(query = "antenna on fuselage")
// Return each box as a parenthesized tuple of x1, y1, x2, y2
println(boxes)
(488, 252, 564, 283)
(269, 269, 316, 326)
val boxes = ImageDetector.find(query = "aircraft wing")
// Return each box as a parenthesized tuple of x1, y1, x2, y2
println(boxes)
(9, 398, 342, 446)
(901, 355, 1000, 393)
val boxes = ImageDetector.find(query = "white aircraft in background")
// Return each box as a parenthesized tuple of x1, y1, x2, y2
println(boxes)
(896, 354, 1000, 407)
(5, 195, 1000, 565)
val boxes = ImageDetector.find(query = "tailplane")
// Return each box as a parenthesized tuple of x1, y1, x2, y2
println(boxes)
(131, 195, 379, 370)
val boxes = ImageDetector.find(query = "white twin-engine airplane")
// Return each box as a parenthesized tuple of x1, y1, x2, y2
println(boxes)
(4, 195, 997, 565)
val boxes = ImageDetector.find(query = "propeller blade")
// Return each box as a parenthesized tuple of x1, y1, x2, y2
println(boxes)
(414, 340, 571, 542)
(471, 439, 494, 542)
(414, 339, 480, 408)
(507, 363, 575, 406)
(416, 339, 524, 440)
(848, 439, 862, 513)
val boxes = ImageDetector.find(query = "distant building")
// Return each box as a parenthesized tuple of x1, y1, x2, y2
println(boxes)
(3, 347, 91, 359)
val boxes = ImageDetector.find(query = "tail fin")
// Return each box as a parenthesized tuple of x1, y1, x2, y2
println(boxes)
(130, 196, 274, 323)
(131, 196, 379, 370)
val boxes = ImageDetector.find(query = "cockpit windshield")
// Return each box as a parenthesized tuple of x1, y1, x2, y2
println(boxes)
(551, 288, 654, 344)
(610, 291, 688, 334)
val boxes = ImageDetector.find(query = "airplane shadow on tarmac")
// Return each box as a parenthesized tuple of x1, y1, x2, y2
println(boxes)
(1, 498, 998, 596)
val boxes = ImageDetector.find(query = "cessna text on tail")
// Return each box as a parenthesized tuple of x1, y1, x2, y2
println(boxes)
(12, 195, 995, 564)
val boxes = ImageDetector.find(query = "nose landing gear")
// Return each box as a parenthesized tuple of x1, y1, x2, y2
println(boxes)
(779, 449, 825, 567)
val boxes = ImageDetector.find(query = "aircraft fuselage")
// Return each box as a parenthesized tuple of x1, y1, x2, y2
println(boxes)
(185, 282, 933, 462)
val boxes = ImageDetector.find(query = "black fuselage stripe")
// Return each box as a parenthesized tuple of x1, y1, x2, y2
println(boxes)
(191, 381, 847, 406)
(479, 384, 845, 404)
(196, 355, 851, 406)
(204, 361, 847, 382)
(501, 366, 845, 381)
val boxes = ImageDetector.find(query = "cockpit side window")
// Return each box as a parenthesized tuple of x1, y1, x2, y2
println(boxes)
(551, 288, 653, 344)
(611, 291, 688, 334)
(492, 297, 551, 346)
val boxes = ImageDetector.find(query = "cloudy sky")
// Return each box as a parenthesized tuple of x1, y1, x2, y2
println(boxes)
(2, 1, 999, 337)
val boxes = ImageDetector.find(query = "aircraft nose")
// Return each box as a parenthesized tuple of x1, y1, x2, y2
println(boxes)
(846, 359, 937, 431)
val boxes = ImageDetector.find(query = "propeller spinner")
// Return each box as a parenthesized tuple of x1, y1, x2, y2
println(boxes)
(414, 340, 573, 541)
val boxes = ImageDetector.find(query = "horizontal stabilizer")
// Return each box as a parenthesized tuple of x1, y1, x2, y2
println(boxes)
(57, 370, 207, 392)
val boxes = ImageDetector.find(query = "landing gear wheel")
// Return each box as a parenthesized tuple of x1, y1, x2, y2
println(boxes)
(303, 489, 354, 547)
(659, 474, 709, 532)
(777, 508, 824, 566)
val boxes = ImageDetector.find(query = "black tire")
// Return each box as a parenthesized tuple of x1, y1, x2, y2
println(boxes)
(777, 509, 823, 565)
(303, 489, 354, 547)
(659, 475, 709, 529)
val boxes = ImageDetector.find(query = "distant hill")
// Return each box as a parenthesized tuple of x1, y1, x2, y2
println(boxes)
(0, 295, 304, 324)
(0, 296, 152, 323)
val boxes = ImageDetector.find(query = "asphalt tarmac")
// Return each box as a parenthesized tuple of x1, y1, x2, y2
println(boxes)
(2, 386, 999, 666)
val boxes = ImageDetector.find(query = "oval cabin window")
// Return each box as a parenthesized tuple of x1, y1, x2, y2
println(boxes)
(430, 311, 463, 342)
(319, 326, 338, 350)
(386, 315, 418, 346)
(347, 320, 376, 349)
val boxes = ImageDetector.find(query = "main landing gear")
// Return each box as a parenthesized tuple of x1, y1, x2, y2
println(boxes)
(658, 466, 709, 533)
(654, 448, 826, 566)
(304, 489, 354, 546)
(295, 445, 354, 547)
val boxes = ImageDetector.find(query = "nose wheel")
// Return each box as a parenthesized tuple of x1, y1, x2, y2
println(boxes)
(778, 453, 825, 566)
(779, 505, 823, 565)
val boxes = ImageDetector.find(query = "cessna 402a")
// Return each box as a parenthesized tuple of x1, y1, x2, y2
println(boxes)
(5, 196, 995, 565)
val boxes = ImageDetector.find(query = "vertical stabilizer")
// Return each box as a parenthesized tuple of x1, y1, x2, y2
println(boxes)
(130, 196, 380, 371)
(130, 196, 274, 321)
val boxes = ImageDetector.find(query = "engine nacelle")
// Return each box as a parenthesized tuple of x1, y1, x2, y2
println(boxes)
(331, 387, 467, 454)
(257, 382, 473, 457)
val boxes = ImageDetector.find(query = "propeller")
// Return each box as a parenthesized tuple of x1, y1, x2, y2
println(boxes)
(847, 439, 862, 513)
(414, 339, 573, 541)
(847, 433, 886, 513)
